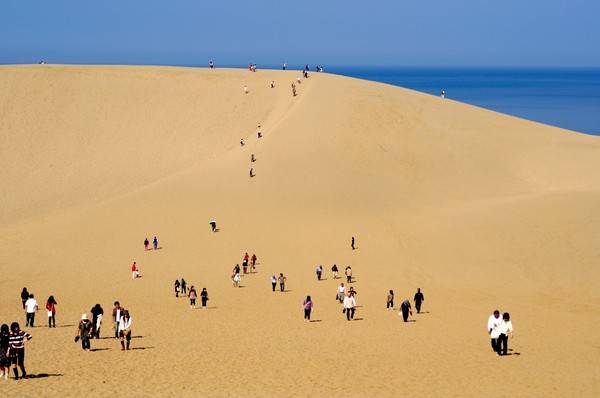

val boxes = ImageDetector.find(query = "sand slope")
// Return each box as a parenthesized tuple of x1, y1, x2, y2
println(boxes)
(0, 65, 599, 397)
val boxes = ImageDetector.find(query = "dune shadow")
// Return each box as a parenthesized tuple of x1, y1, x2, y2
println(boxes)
(131, 346, 154, 350)
(25, 373, 63, 379)
(417, 311, 430, 314)
(405, 320, 417, 323)
(98, 336, 119, 340)
(204, 306, 218, 310)
(90, 348, 110, 352)
(214, 228, 220, 233)
(318, 278, 328, 281)
(50, 324, 76, 328)
(131, 335, 144, 339)
(280, 290, 292, 293)
(352, 318, 364, 321)
(309, 319, 322, 323)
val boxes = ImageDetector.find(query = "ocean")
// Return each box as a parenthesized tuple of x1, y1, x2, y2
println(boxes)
(328, 67, 600, 136)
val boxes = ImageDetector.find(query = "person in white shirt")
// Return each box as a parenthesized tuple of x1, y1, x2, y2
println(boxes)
(118, 311, 133, 350)
(24, 295, 38, 327)
(496, 312, 514, 356)
(487, 310, 502, 353)
(336, 283, 346, 303)
(343, 293, 356, 321)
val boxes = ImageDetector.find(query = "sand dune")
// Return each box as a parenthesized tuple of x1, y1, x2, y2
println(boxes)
(0, 65, 599, 396)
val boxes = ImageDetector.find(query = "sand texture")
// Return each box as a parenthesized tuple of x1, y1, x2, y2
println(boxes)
(1, 65, 599, 397)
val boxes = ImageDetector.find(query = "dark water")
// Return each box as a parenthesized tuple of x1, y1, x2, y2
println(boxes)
(329, 67, 600, 136)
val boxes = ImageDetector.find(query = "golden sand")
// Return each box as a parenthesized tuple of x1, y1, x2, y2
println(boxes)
(0, 65, 599, 396)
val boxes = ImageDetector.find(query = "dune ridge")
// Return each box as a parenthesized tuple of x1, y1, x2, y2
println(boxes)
(0, 65, 599, 396)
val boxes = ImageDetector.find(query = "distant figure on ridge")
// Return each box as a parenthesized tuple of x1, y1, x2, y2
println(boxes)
(244, 85, 248, 94)
(441, 90, 446, 98)
(240, 138, 245, 147)
(270, 80, 275, 88)
(282, 62, 286, 70)
(209, 61, 214, 69)
(251, 154, 255, 162)
(210, 220, 217, 233)
(249, 168, 254, 178)
(351, 236, 355, 250)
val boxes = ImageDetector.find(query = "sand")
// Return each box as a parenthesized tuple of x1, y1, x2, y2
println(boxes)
(0, 65, 599, 397)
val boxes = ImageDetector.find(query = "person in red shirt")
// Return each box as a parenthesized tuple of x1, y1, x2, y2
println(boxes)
(131, 262, 138, 278)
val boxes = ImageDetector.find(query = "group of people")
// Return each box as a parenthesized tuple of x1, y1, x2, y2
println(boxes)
(143, 236, 159, 251)
(0, 322, 32, 380)
(20, 288, 58, 329)
(187, 286, 209, 309)
(487, 310, 515, 356)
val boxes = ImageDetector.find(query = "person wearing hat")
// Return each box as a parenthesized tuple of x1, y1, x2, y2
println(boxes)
(76, 314, 93, 351)
(118, 311, 133, 350)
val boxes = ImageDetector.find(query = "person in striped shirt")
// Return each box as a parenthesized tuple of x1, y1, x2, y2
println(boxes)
(7, 322, 32, 380)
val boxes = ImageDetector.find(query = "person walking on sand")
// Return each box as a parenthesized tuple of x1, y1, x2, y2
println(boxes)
(233, 264, 241, 275)
(112, 301, 124, 338)
(345, 266, 353, 283)
(336, 283, 346, 303)
(496, 312, 514, 356)
(351, 236, 355, 250)
(45, 295, 57, 328)
(200, 288, 209, 309)
(0, 324, 10, 380)
(251, 254, 257, 270)
(7, 322, 32, 380)
(282, 62, 286, 70)
(343, 292, 356, 321)
(487, 310, 502, 353)
(24, 294, 38, 327)
(181, 278, 187, 295)
(331, 264, 338, 279)
(210, 220, 217, 232)
(20, 288, 29, 309)
(153, 236, 158, 250)
(399, 299, 413, 322)
(174, 280, 181, 297)
(278, 273, 287, 292)
(119, 311, 132, 351)
(303, 296, 314, 322)
(316, 265, 323, 280)
(240, 138, 245, 147)
(76, 314, 93, 351)
(144, 238, 149, 251)
(270, 80, 275, 88)
(249, 168, 254, 177)
(131, 262, 138, 278)
(232, 273, 241, 288)
(91, 304, 103, 339)
(244, 85, 248, 94)
(271, 275, 277, 292)
(414, 288, 424, 313)
(387, 290, 394, 310)
(189, 286, 197, 309)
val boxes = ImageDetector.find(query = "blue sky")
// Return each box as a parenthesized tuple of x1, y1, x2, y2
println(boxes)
(2, 1, 599, 67)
